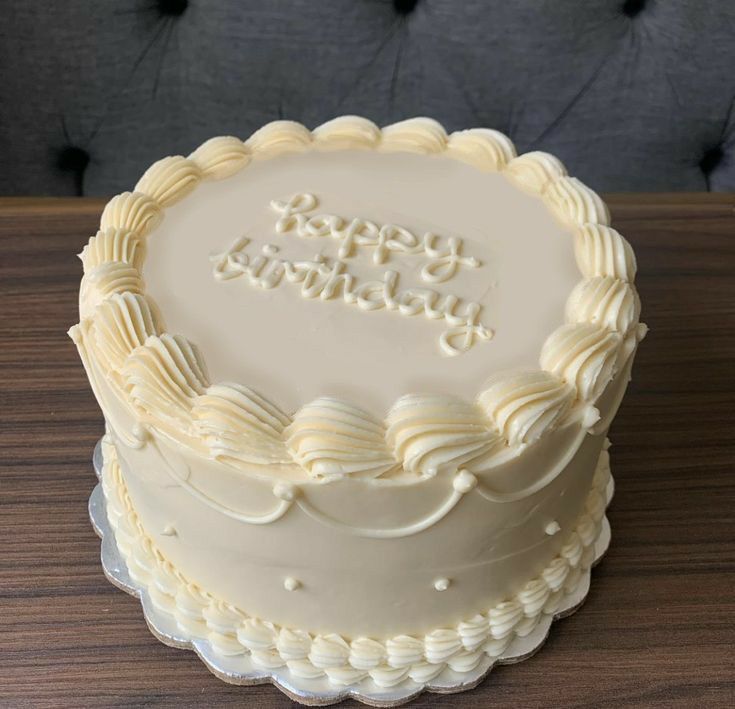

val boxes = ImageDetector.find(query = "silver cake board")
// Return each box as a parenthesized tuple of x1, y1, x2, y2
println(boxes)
(89, 438, 612, 707)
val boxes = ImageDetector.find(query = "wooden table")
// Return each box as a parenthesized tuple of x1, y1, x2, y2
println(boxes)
(1, 195, 733, 708)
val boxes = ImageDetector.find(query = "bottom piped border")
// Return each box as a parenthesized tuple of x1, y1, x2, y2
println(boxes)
(88, 438, 613, 707)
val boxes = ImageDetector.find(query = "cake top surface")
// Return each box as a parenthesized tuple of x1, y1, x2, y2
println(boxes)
(75, 117, 641, 482)
(145, 148, 579, 415)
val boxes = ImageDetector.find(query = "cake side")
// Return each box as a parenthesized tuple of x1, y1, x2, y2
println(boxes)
(99, 434, 614, 689)
(82, 333, 636, 638)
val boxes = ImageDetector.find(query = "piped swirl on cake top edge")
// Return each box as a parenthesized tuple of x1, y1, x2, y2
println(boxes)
(69, 116, 646, 483)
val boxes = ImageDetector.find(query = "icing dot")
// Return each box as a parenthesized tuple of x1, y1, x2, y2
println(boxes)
(284, 577, 301, 591)
(273, 482, 297, 501)
(453, 469, 477, 494)
(161, 524, 177, 537)
(545, 521, 561, 536)
(263, 244, 279, 256)
(433, 577, 450, 592)
(132, 423, 148, 441)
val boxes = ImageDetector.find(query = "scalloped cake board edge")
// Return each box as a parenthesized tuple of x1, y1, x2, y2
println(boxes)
(88, 439, 613, 707)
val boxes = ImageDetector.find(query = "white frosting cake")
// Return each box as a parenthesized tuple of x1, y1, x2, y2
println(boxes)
(71, 117, 645, 702)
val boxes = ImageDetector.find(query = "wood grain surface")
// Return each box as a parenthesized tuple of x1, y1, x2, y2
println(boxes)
(1, 195, 733, 708)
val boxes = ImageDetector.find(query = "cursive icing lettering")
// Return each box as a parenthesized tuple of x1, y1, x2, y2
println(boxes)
(270, 193, 481, 283)
(210, 237, 492, 356)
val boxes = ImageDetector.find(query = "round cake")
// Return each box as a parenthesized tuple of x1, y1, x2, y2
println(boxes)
(71, 116, 645, 704)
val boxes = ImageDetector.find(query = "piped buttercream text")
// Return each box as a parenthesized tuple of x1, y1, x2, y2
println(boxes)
(270, 193, 481, 284)
(210, 236, 492, 357)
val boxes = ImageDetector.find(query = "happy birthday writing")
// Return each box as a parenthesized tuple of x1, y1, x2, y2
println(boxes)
(270, 193, 481, 284)
(209, 194, 493, 356)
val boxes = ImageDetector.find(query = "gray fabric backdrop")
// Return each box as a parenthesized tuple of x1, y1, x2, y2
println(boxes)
(2, 0, 734, 196)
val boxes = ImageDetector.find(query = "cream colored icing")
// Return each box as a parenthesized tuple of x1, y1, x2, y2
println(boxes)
(208, 229, 492, 358)
(71, 117, 645, 689)
(144, 148, 577, 414)
(101, 432, 612, 680)
(269, 192, 482, 283)
(88, 337, 634, 639)
(72, 116, 645, 482)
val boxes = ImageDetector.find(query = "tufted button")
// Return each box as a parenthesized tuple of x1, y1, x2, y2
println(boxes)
(57, 145, 90, 174)
(393, 0, 420, 15)
(621, 0, 646, 18)
(57, 145, 90, 194)
(156, 0, 188, 17)
(700, 145, 724, 174)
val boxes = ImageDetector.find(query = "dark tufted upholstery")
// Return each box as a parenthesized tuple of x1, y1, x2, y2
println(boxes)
(2, 0, 734, 196)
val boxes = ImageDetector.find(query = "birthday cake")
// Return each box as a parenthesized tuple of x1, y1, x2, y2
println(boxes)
(71, 117, 645, 703)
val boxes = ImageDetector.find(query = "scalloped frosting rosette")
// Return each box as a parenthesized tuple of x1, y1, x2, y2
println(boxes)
(71, 116, 645, 482)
